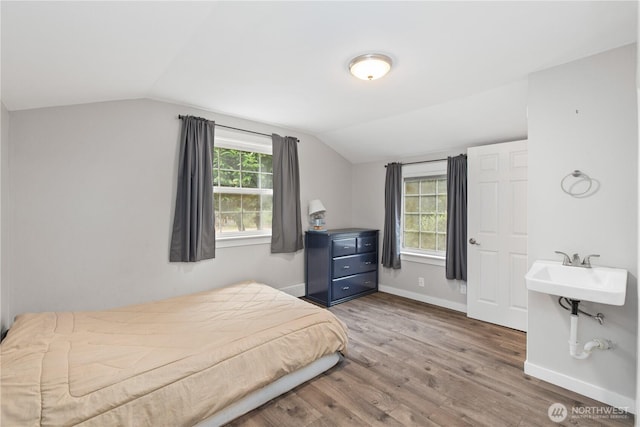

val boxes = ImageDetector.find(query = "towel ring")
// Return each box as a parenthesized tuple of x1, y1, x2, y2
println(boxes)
(561, 170, 592, 197)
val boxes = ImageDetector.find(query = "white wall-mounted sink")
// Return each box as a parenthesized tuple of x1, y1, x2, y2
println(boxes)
(525, 260, 627, 305)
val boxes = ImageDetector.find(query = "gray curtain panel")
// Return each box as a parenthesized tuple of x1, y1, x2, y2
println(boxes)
(169, 116, 216, 262)
(271, 134, 303, 253)
(445, 154, 467, 280)
(382, 162, 402, 269)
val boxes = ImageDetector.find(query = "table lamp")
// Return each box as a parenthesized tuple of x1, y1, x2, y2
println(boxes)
(308, 199, 326, 230)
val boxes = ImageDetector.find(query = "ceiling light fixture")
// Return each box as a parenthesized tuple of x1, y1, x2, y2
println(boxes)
(349, 53, 392, 81)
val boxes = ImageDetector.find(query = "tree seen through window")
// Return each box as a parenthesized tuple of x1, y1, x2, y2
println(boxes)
(213, 147, 273, 234)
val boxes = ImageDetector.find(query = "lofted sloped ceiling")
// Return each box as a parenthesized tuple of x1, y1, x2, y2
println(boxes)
(1, 1, 637, 163)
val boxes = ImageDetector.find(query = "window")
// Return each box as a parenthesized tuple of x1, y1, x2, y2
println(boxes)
(402, 162, 447, 256)
(212, 129, 272, 240)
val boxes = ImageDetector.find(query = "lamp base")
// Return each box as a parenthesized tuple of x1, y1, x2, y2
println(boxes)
(310, 217, 325, 231)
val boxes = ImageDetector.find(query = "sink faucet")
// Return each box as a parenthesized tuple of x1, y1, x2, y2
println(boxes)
(555, 251, 600, 268)
(571, 253, 581, 265)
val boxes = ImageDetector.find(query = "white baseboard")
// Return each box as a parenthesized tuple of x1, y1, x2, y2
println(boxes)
(379, 284, 467, 313)
(279, 283, 305, 298)
(524, 360, 635, 414)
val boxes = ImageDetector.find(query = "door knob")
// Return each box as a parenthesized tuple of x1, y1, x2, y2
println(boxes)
(469, 238, 479, 245)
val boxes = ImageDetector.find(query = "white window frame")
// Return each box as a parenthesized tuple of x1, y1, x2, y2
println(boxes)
(401, 161, 447, 266)
(213, 128, 272, 248)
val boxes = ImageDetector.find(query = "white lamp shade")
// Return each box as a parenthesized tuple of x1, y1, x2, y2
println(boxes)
(308, 199, 326, 216)
(349, 54, 392, 81)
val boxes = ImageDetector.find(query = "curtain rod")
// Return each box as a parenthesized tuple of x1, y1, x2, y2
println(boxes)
(384, 157, 451, 168)
(178, 115, 299, 142)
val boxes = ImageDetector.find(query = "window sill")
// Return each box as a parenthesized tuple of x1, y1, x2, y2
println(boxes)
(401, 251, 446, 267)
(216, 234, 271, 248)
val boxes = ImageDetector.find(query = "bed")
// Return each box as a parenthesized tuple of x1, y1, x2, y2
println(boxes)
(0, 281, 348, 426)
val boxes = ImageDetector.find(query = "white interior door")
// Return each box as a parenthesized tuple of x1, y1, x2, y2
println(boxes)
(467, 140, 528, 331)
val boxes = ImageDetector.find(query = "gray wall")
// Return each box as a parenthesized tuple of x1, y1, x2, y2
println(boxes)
(351, 151, 469, 310)
(527, 44, 638, 407)
(5, 99, 352, 323)
(1, 102, 8, 333)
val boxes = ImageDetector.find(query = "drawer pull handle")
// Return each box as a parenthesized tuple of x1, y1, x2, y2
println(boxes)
(342, 286, 350, 290)
(365, 243, 372, 247)
(364, 281, 372, 285)
(364, 261, 372, 265)
(343, 246, 350, 249)
(343, 265, 350, 269)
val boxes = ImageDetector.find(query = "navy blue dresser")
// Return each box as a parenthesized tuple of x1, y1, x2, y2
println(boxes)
(305, 228, 379, 306)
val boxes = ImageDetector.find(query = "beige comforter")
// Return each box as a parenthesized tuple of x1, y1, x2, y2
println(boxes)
(0, 282, 348, 426)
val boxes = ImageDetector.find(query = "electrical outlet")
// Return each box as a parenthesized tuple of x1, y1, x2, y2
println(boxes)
(418, 277, 425, 287)
(460, 284, 467, 295)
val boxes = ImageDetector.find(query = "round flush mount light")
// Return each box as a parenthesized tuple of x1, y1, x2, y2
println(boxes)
(349, 53, 392, 81)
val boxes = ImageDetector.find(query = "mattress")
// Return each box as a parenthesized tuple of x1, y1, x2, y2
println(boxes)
(0, 282, 348, 426)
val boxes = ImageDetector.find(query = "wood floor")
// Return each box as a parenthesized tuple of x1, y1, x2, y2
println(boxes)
(228, 292, 634, 426)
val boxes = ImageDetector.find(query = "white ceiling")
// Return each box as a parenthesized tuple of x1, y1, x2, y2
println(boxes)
(2, 1, 637, 163)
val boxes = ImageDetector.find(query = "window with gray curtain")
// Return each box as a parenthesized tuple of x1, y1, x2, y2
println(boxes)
(169, 116, 216, 262)
(382, 162, 402, 269)
(445, 154, 467, 280)
(270, 134, 303, 253)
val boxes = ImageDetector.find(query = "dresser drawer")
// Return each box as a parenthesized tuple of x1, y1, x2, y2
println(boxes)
(357, 236, 376, 253)
(332, 238, 356, 257)
(332, 272, 377, 300)
(332, 252, 377, 278)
